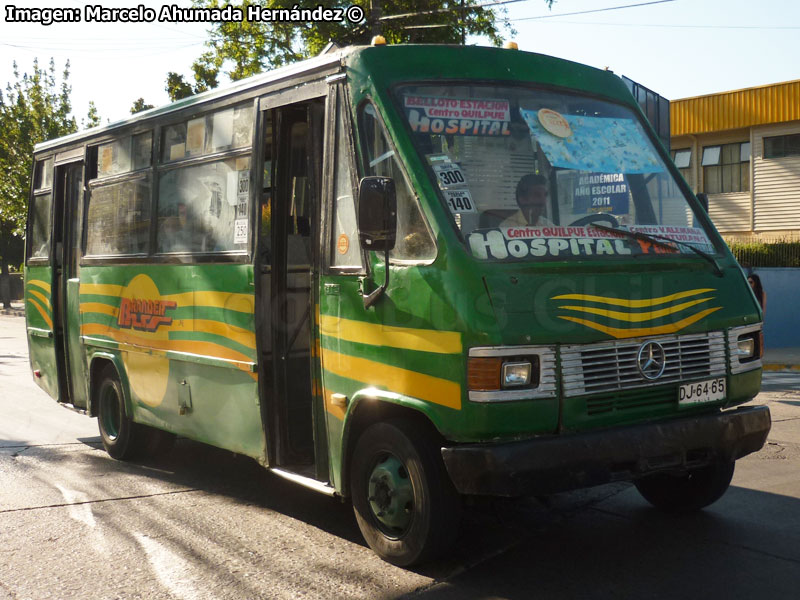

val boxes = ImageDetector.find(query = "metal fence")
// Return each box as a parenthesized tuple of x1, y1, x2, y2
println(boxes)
(724, 235, 800, 268)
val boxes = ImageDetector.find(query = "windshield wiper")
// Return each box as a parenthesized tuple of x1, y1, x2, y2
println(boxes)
(588, 223, 723, 277)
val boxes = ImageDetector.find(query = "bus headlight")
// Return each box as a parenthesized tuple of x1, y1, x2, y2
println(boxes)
(502, 361, 532, 387)
(736, 336, 755, 360)
(467, 346, 556, 401)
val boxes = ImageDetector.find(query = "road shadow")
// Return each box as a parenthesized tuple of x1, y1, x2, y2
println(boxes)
(403, 485, 800, 599)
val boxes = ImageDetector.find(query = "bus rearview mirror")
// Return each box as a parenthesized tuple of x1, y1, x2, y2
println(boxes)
(358, 176, 397, 252)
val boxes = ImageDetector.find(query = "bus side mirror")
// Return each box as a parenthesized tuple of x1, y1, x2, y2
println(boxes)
(696, 193, 709, 213)
(358, 176, 397, 253)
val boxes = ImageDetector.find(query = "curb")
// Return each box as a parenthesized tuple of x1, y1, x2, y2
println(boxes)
(763, 364, 800, 373)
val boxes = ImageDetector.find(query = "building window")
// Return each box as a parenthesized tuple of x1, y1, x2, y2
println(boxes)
(671, 148, 693, 188)
(764, 133, 800, 159)
(702, 142, 750, 194)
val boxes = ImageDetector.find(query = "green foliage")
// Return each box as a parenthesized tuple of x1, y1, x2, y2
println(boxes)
(166, 71, 196, 101)
(0, 58, 78, 304)
(167, 0, 553, 100)
(130, 97, 155, 114)
(85, 100, 102, 128)
(0, 59, 78, 238)
(726, 238, 800, 268)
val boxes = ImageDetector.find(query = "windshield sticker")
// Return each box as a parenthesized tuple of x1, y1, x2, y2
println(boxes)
(520, 109, 663, 174)
(405, 95, 511, 136)
(538, 109, 572, 138)
(234, 218, 248, 244)
(573, 173, 630, 214)
(443, 190, 476, 214)
(467, 225, 712, 260)
(431, 162, 467, 189)
(629, 225, 714, 253)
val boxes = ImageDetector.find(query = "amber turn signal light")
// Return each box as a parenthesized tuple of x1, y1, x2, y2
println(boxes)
(467, 357, 503, 391)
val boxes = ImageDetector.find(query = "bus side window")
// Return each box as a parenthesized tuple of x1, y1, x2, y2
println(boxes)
(29, 193, 53, 260)
(28, 158, 54, 261)
(330, 89, 362, 269)
(155, 104, 253, 255)
(261, 112, 273, 266)
(358, 102, 436, 262)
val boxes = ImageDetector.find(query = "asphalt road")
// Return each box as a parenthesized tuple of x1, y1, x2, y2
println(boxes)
(2, 314, 800, 599)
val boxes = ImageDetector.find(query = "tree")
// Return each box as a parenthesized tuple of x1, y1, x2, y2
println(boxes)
(167, 0, 554, 100)
(0, 59, 77, 308)
(130, 97, 155, 114)
(84, 101, 102, 128)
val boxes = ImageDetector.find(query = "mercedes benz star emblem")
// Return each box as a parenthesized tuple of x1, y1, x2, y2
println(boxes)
(637, 341, 666, 380)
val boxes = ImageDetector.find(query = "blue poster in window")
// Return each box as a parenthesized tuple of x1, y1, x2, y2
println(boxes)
(520, 109, 663, 174)
(573, 173, 630, 214)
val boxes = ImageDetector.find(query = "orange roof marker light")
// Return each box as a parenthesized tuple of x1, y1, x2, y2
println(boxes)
(371, 35, 387, 46)
(503, 41, 519, 50)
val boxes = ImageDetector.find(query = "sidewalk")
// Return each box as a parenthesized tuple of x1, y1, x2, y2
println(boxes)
(763, 347, 800, 372)
(0, 301, 24, 317)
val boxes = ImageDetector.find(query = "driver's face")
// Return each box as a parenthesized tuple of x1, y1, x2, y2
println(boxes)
(517, 185, 548, 223)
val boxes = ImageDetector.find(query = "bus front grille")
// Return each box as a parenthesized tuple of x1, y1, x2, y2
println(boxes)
(561, 331, 726, 398)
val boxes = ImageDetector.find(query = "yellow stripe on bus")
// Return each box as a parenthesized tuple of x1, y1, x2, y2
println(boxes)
(551, 288, 716, 308)
(27, 279, 51, 293)
(80, 324, 257, 375)
(78, 285, 254, 313)
(163, 291, 254, 312)
(28, 289, 51, 310)
(319, 315, 462, 355)
(557, 297, 713, 323)
(80, 283, 124, 297)
(321, 349, 461, 410)
(170, 319, 256, 350)
(558, 307, 723, 339)
(27, 298, 53, 329)
(80, 302, 119, 317)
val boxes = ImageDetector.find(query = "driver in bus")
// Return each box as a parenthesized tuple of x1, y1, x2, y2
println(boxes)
(500, 173, 553, 227)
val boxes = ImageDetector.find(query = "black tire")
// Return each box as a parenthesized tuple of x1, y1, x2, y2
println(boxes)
(96, 364, 175, 460)
(350, 419, 461, 566)
(634, 461, 735, 513)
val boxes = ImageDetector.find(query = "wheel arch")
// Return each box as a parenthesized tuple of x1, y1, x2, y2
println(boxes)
(340, 391, 447, 499)
(87, 351, 132, 419)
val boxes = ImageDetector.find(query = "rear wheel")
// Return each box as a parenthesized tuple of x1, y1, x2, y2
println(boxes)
(96, 364, 174, 460)
(635, 461, 735, 513)
(350, 419, 461, 566)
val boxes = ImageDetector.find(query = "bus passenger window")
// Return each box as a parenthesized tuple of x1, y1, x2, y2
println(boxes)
(157, 156, 251, 254)
(260, 113, 273, 265)
(286, 121, 311, 267)
(86, 177, 152, 255)
(358, 103, 435, 262)
(29, 193, 53, 260)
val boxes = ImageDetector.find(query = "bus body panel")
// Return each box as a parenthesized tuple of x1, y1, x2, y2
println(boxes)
(24, 264, 59, 399)
(78, 263, 266, 460)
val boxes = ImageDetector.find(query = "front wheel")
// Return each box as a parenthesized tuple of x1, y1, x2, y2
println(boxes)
(634, 461, 735, 513)
(350, 419, 461, 566)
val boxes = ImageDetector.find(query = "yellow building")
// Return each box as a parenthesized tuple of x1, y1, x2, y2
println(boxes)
(670, 80, 800, 240)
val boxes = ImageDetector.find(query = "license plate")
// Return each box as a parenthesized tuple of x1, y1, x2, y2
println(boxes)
(679, 378, 726, 405)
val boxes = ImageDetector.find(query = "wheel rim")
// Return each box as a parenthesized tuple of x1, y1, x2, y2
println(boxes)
(100, 384, 121, 441)
(367, 453, 415, 536)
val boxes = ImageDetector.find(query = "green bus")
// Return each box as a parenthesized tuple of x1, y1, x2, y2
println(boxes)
(25, 43, 770, 566)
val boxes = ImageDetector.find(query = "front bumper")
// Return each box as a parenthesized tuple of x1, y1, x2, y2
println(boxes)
(441, 406, 771, 497)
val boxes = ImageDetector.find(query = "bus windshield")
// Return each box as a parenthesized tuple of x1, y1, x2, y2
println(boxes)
(398, 84, 718, 262)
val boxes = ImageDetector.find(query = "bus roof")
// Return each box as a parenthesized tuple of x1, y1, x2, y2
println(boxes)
(34, 44, 630, 154)
(33, 47, 355, 154)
